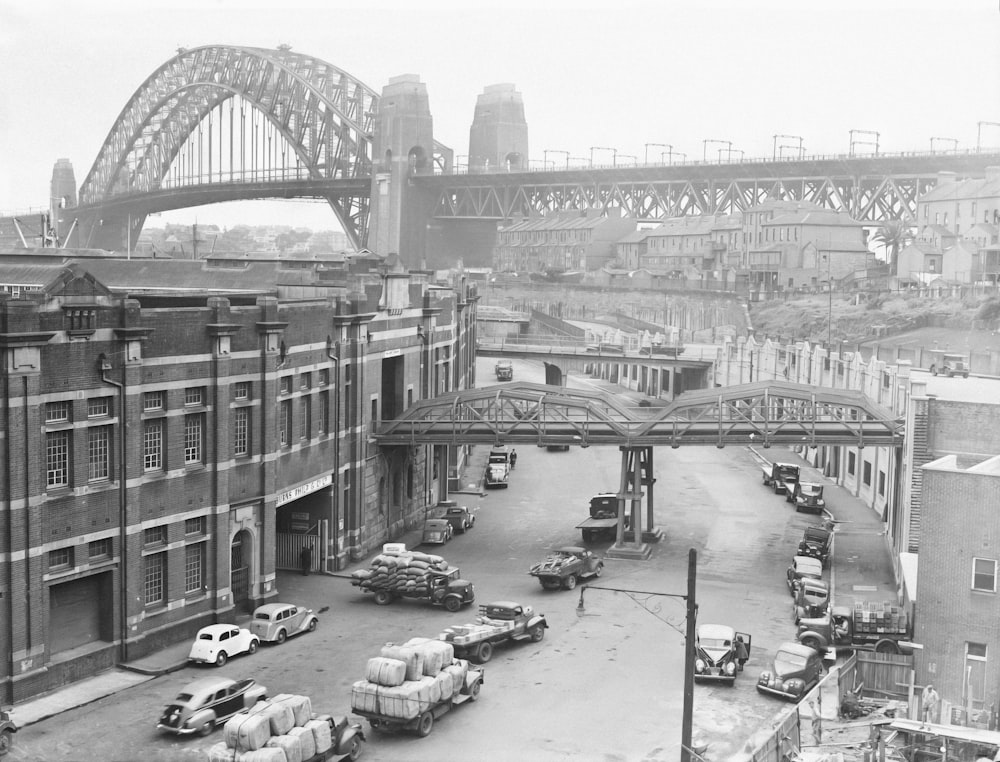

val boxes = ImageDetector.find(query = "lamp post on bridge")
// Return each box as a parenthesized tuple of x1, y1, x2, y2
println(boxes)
(644, 143, 672, 164)
(849, 129, 880, 157)
(590, 147, 617, 167)
(773, 134, 804, 160)
(544, 149, 570, 170)
(661, 150, 686, 165)
(702, 139, 731, 163)
(719, 147, 744, 163)
(976, 122, 1000, 151)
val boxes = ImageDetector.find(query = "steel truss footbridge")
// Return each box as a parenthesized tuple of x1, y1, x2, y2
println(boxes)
(54, 44, 1000, 251)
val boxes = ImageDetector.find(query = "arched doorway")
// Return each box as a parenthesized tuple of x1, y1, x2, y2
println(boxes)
(231, 530, 252, 613)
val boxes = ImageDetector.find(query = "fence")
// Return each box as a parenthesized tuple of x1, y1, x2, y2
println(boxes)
(276, 520, 328, 573)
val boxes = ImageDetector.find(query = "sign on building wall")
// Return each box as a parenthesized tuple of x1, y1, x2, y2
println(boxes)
(276, 474, 333, 506)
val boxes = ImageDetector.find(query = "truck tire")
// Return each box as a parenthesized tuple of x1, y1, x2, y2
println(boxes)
(373, 590, 393, 606)
(562, 575, 578, 590)
(875, 639, 899, 654)
(800, 635, 823, 651)
(468, 680, 481, 701)
(444, 596, 462, 613)
(476, 641, 493, 663)
(416, 711, 434, 738)
(347, 736, 363, 761)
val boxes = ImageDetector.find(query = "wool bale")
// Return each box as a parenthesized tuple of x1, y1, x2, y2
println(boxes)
(364, 656, 407, 687)
(305, 718, 333, 755)
(375, 683, 422, 720)
(350, 681, 380, 714)
(414, 639, 453, 676)
(265, 735, 301, 762)
(380, 644, 424, 681)
(288, 727, 315, 760)
(443, 660, 469, 695)
(241, 748, 287, 762)
(414, 675, 441, 704)
(224, 711, 271, 752)
(270, 694, 313, 727)
(207, 741, 243, 762)
(433, 668, 454, 701)
(249, 700, 295, 736)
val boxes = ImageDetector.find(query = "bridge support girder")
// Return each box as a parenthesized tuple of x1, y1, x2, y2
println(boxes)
(607, 446, 661, 560)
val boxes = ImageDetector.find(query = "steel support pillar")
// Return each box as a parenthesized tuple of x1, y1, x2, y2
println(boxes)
(607, 446, 653, 560)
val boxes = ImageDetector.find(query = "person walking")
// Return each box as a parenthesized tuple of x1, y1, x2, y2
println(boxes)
(921, 684, 939, 727)
(510, 449, 517, 469)
(300, 543, 313, 576)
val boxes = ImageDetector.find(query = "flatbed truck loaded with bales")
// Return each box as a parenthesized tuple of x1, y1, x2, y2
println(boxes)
(350, 545, 475, 612)
(796, 601, 913, 655)
(761, 462, 800, 494)
(438, 601, 547, 664)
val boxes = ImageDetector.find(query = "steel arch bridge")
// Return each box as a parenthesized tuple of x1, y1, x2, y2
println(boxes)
(76, 45, 379, 247)
(375, 381, 904, 449)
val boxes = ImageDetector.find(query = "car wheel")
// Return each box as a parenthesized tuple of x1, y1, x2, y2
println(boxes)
(308, 618, 318, 633)
(529, 625, 545, 643)
(215, 651, 228, 667)
(276, 629, 287, 644)
(476, 641, 493, 663)
(347, 736, 363, 761)
(0, 729, 12, 754)
(198, 719, 215, 737)
(444, 596, 461, 613)
(416, 711, 434, 738)
(562, 574, 578, 590)
(594, 563, 603, 578)
(248, 639, 259, 655)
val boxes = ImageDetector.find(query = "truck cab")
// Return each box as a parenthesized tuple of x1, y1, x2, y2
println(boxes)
(495, 360, 513, 381)
(793, 578, 830, 623)
(762, 462, 800, 494)
(798, 525, 833, 568)
(787, 482, 825, 514)
(929, 352, 970, 378)
(428, 568, 475, 612)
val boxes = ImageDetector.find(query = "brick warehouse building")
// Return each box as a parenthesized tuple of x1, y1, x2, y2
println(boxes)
(0, 253, 477, 702)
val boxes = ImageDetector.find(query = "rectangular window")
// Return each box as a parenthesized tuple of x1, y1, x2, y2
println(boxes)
(184, 387, 204, 406)
(878, 472, 886, 497)
(863, 461, 872, 486)
(49, 547, 73, 570)
(234, 381, 250, 400)
(143, 391, 165, 411)
(184, 414, 203, 464)
(847, 451, 856, 476)
(185, 543, 204, 594)
(143, 419, 163, 472)
(966, 643, 987, 708)
(46, 430, 70, 488)
(144, 552, 166, 606)
(319, 369, 329, 386)
(88, 538, 112, 559)
(319, 390, 329, 435)
(185, 516, 206, 535)
(972, 558, 997, 592)
(46, 401, 71, 423)
(88, 425, 111, 481)
(300, 372, 311, 389)
(279, 376, 292, 395)
(87, 397, 111, 418)
(234, 407, 250, 456)
(144, 526, 166, 546)
(279, 400, 292, 446)
(300, 396, 311, 439)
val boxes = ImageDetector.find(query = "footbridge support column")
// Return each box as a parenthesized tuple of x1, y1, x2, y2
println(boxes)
(607, 446, 662, 560)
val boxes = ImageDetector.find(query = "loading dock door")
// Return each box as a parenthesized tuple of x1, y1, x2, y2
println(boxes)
(50, 573, 110, 653)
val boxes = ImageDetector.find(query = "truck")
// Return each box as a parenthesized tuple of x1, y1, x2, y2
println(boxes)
(349, 546, 475, 612)
(797, 524, 833, 568)
(484, 446, 511, 489)
(495, 360, 513, 381)
(528, 546, 604, 590)
(796, 601, 913, 655)
(576, 492, 631, 543)
(761, 462, 800, 494)
(438, 601, 548, 664)
(786, 481, 826, 514)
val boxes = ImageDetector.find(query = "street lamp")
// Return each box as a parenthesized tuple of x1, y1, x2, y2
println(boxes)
(645, 143, 672, 164)
(590, 146, 617, 167)
(702, 139, 731, 163)
(929, 137, 958, 153)
(544, 149, 570, 170)
(976, 122, 1000, 151)
(849, 129, 880, 156)
(718, 148, 744, 162)
(773, 134, 803, 160)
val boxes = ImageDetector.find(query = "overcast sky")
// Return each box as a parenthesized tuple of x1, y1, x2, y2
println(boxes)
(2, 0, 998, 232)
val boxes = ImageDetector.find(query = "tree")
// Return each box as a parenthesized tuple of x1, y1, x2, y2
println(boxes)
(870, 220, 911, 274)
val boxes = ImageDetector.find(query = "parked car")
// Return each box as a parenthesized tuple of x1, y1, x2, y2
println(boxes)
(787, 482, 826, 514)
(693, 624, 751, 684)
(756, 642, 825, 701)
(436, 505, 476, 533)
(249, 603, 318, 645)
(786, 555, 823, 596)
(798, 525, 833, 568)
(0, 708, 16, 756)
(422, 518, 453, 545)
(484, 462, 509, 489)
(188, 624, 259, 667)
(157, 676, 267, 736)
(793, 578, 830, 623)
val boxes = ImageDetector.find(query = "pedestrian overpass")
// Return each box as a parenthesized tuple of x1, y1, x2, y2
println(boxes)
(376, 381, 904, 559)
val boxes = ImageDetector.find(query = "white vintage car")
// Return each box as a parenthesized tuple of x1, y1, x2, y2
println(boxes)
(248, 603, 318, 644)
(188, 624, 259, 666)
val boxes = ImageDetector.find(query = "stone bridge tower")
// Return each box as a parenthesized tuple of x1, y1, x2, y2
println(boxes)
(468, 84, 528, 173)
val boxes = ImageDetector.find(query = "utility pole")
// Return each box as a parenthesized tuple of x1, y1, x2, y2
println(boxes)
(681, 548, 697, 762)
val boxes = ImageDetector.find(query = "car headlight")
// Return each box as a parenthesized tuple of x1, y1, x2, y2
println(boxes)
(784, 679, 804, 694)
(695, 659, 706, 672)
(725, 662, 736, 675)
(758, 671, 771, 684)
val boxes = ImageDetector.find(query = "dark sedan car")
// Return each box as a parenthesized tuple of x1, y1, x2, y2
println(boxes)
(157, 676, 267, 736)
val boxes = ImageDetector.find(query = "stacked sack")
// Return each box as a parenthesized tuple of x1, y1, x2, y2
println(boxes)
(205, 693, 332, 762)
(349, 549, 451, 597)
(350, 638, 467, 721)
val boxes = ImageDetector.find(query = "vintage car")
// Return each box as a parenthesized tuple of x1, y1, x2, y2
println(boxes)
(693, 624, 751, 684)
(787, 482, 826, 514)
(0, 707, 16, 755)
(188, 624, 259, 667)
(249, 603, 318, 645)
(484, 462, 509, 489)
(422, 518, 454, 545)
(436, 505, 476, 533)
(798, 525, 833, 568)
(786, 555, 824, 596)
(529, 546, 603, 590)
(793, 578, 830, 623)
(929, 352, 970, 378)
(157, 676, 267, 736)
(495, 360, 513, 381)
(756, 642, 825, 701)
